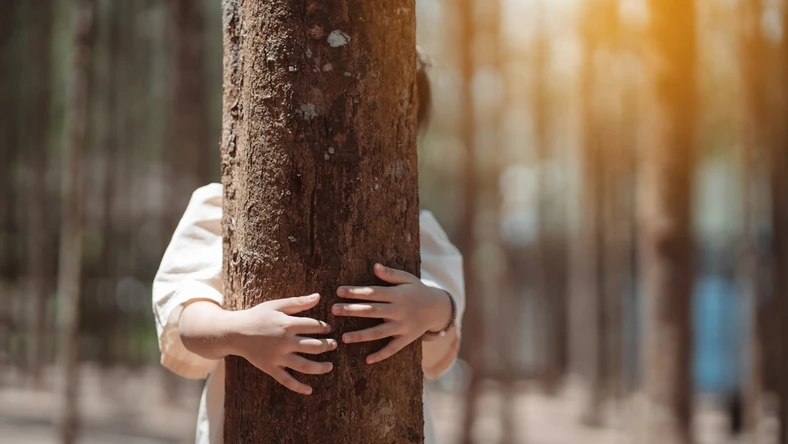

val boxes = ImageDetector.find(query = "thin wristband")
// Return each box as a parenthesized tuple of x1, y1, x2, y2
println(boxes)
(424, 291, 456, 337)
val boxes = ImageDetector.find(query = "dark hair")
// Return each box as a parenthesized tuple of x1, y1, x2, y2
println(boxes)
(416, 48, 432, 133)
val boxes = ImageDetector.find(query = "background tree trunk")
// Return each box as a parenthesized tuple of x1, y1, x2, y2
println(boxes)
(775, 142, 788, 444)
(739, 0, 766, 435)
(168, 0, 212, 217)
(56, 0, 95, 442)
(220, 1, 422, 442)
(577, 0, 610, 426)
(20, 0, 55, 388)
(456, 0, 481, 441)
(640, 0, 697, 442)
(0, 0, 23, 365)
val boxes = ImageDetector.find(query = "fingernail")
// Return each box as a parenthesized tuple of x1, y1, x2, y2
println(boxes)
(375, 263, 384, 272)
(332, 305, 341, 315)
(308, 294, 319, 301)
(329, 340, 338, 349)
(366, 356, 376, 364)
(343, 334, 352, 343)
(326, 362, 334, 371)
(337, 287, 347, 296)
(303, 387, 313, 395)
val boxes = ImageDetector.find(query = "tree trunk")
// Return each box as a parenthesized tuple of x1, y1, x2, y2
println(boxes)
(774, 133, 788, 444)
(20, 0, 55, 388)
(739, 0, 766, 435)
(168, 0, 212, 216)
(56, 1, 95, 442)
(0, 0, 22, 361)
(455, 0, 480, 441)
(220, 1, 422, 442)
(531, 2, 556, 387)
(578, 43, 608, 426)
(577, 0, 610, 425)
(640, 1, 697, 443)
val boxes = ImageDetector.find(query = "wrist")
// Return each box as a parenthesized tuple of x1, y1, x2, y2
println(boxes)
(179, 301, 239, 360)
(425, 287, 455, 334)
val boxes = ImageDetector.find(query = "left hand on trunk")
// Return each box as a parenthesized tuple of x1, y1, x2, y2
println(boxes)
(332, 263, 453, 364)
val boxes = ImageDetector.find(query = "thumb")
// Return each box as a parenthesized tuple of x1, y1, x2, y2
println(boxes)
(374, 263, 419, 285)
(267, 293, 320, 315)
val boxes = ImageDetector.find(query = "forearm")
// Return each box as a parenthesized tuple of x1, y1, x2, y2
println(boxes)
(179, 300, 238, 360)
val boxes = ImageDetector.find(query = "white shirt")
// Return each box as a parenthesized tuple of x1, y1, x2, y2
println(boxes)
(152, 183, 465, 444)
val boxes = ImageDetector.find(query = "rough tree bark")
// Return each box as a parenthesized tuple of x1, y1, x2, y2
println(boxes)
(220, 1, 423, 442)
(640, 0, 697, 443)
(56, 0, 95, 442)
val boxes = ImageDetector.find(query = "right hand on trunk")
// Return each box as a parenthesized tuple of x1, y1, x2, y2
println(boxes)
(228, 294, 336, 395)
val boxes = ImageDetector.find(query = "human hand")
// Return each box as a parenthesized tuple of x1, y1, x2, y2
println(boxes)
(228, 294, 336, 395)
(332, 264, 453, 364)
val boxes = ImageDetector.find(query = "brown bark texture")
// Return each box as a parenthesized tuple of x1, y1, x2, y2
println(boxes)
(220, 1, 423, 443)
(56, 0, 96, 442)
(640, 0, 697, 443)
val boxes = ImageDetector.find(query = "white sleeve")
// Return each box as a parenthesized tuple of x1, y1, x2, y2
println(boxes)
(418, 211, 465, 380)
(152, 183, 224, 379)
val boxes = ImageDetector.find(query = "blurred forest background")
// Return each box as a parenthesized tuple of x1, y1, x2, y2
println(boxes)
(1, 0, 788, 443)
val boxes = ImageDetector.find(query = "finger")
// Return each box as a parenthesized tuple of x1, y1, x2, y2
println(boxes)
(286, 316, 332, 335)
(374, 263, 419, 285)
(267, 294, 320, 315)
(342, 322, 398, 344)
(367, 336, 409, 364)
(270, 367, 313, 395)
(294, 337, 338, 355)
(332, 303, 393, 319)
(336, 285, 391, 301)
(286, 355, 334, 375)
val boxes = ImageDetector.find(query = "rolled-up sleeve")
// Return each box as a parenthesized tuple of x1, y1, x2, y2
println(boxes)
(418, 211, 465, 380)
(152, 183, 224, 379)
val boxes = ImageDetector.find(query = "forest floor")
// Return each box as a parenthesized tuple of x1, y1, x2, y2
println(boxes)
(0, 365, 775, 444)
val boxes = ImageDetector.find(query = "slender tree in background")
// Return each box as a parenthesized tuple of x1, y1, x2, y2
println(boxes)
(776, 9, 788, 444)
(529, 1, 568, 392)
(20, 0, 55, 387)
(739, 0, 767, 434)
(640, 0, 697, 442)
(96, 0, 121, 368)
(0, 0, 22, 360)
(775, 127, 788, 444)
(531, 0, 550, 382)
(456, 0, 481, 440)
(577, 0, 616, 426)
(160, 0, 212, 402)
(220, 1, 422, 442)
(56, 0, 95, 442)
(168, 0, 212, 214)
